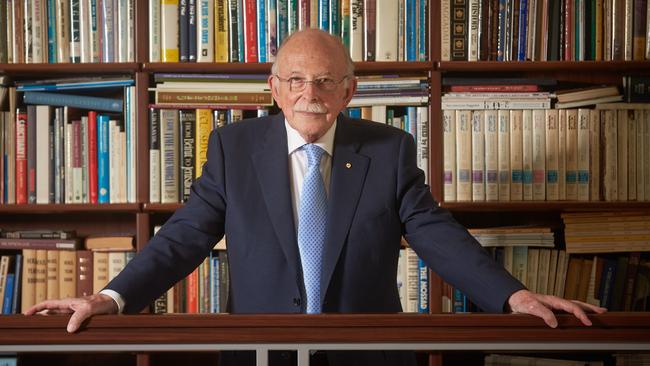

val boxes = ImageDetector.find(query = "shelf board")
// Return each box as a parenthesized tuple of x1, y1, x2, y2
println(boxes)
(441, 201, 650, 212)
(437, 60, 650, 73)
(144, 61, 433, 74)
(0, 203, 141, 214)
(144, 203, 184, 213)
(0, 63, 140, 75)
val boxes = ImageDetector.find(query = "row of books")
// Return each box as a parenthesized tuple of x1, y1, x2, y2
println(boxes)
(443, 105, 650, 202)
(397, 247, 429, 313)
(148, 107, 269, 204)
(0, 233, 135, 314)
(562, 212, 650, 253)
(0, 0, 135, 64)
(150, 0, 428, 63)
(441, 0, 650, 61)
(1, 103, 137, 205)
(444, 225, 650, 313)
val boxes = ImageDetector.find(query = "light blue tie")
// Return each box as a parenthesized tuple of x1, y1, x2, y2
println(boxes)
(298, 144, 327, 314)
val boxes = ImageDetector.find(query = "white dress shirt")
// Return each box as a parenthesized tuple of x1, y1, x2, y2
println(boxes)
(101, 118, 337, 313)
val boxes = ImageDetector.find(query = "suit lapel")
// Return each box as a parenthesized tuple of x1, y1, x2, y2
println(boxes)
(320, 115, 370, 303)
(251, 113, 301, 281)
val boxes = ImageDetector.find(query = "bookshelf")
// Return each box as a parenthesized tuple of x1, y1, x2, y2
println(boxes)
(1, 0, 650, 366)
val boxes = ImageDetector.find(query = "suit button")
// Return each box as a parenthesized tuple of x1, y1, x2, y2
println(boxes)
(293, 298, 301, 307)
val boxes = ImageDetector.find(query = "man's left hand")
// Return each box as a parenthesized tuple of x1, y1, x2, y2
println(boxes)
(507, 289, 607, 328)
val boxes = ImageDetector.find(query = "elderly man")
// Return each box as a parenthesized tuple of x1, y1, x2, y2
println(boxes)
(27, 29, 605, 366)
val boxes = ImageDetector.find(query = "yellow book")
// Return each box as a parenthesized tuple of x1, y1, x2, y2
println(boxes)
(20, 249, 37, 312)
(93, 251, 109, 293)
(35, 250, 47, 304)
(214, 0, 229, 62)
(195, 109, 212, 178)
(46, 250, 59, 300)
(58, 250, 77, 299)
(161, 0, 180, 62)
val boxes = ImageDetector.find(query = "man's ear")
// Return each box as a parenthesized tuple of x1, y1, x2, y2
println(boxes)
(342, 77, 358, 105)
(268, 75, 282, 106)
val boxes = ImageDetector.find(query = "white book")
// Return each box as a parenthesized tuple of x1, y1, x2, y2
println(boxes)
(119, 124, 127, 203)
(636, 110, 644, 201)
(416, 107, 429, 184)
(31, 0, 46, 63)
(456, 110, 472, 201)
(467, 0, 479, 61)
(80, 116, 89, 203)
(545, 109, 559, 200)
(471, 110, 485, 201)
(603, 110, 618, 201)
(558, 109, 567, 200)
(160, 109, 180, 203)
(35, 106, 52, 204)
(88, 0, 100, 62)
(532, 110, 546, 200)
(128, 86, 137, 203)
(64, 109, 73, 203)
(617, 109, 629, 200)
(126, 0, 135, 62)
(565, 109, 578, 200)
(349, 0, 364, 62)
(645, 110, 650, 200)
(161, 0, 180, 62)
(443, 110, 456, 202)
(485, 110, 499, 201)
(627, 109, 637, 200)
(56, 0, 71, 63)
(149, 0, 162, 62)
(197, 0, 214, 62)
(497, 110, 510, 201)
(577, 109, 591, 201)
(375, 0, 398, 61)
(397, 249, 407, 311)
(117, 0, 129, 62)
(371, 105, 387, 124)
(526, 248, 540, 293)
(509, 110, 523, 200)
(78, 0, 90, 62)
(589, 110, 601, 201)
(522, 110, 533, 200)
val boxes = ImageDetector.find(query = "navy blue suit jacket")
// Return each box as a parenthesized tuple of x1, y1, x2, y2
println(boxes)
(108, 112, 523, 316)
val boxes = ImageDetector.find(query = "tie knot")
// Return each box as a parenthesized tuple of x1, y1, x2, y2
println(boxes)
(303, 144, 325, 168)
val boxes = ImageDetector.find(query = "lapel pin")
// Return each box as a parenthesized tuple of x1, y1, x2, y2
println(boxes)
(345, 163, 352, 169)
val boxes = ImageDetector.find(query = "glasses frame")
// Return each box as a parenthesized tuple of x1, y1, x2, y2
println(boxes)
(273, 75, 350, 92)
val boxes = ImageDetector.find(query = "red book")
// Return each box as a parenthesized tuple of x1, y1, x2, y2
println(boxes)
(186, 268, 199, 313)
(87, 111, 98, 204)
(449, 85, 541, 92)
(15, 109, 28, 204)
(244, 0, 258, 63)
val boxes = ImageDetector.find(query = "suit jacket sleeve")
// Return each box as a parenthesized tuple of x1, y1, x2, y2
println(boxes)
(397, 132, 525, 313)
(106, 129, 228, 313)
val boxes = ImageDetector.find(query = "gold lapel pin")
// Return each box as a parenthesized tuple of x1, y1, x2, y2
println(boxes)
(345, 163, 352, 169)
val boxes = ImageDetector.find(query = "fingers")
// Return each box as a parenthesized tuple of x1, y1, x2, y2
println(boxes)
(24, 294, 119, 333)
(24, 299, 76, 316)
(509, 294, 559, 328)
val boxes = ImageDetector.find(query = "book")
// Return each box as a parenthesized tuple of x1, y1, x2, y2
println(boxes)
(555, 85, 621, 103)
(0, 238, 81, 250)
(23, 92, 123, 112)
(555, 94, 624, 109)
(84, 235, 134, 251)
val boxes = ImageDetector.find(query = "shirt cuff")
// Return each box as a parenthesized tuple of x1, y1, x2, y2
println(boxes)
(99, 289, 125, 314)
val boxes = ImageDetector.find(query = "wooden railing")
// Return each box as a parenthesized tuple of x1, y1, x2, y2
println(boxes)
(1, 313, 649, 366)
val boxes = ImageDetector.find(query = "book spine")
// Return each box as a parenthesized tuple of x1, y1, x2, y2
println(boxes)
(88, 111, 98, 203)
(484, 110, 499, 201)
(20, 249, 37, 313)
(27, 106, 37, 204)
(577, 109, 591, 201)
(532, 110, 546, 200)
(363, 0, 375, 61)
(155, 91, 273, 106)
(374, 0, 398, 61)
(160, 109, 180, 203)
(149, 108, 161, 203)
(179, 0, 189, 62)
(15, 109, 28, 204)
(509, 110, 524, 200)
(558, 110, 567, 199)
(97, 114, 110, 203)
(471, 110, 485, 201)
(267, 0, 278, 61)
(565, 109, 578, 200)
(243, 0, 258, 62)
(522, 110, 533, 200)
(215, 0, 229, 62)
(46, 250, 59, 300)
(456, 110, 472, 201)
(442, 109, 456, 202)
(497, 110, 510, 201)
(256, 0, 267, 62)
(149, 0, 162, 62)
(228, 0, 240, 62)
(23, 91, 123, 112)
(349, 0, 363, 61)
(188, 0, 198, 62)
(161, 0, 180, 62)
(35, 105, 52, 204)
(589, 109, 601, 201)
(179, 110, 195, 203)
(545, 109, 559, 200)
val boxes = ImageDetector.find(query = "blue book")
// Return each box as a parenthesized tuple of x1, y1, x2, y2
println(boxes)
(210, 255, 220, 313)
(47, 0, 57, 63)
(180, 0, 189, 62)
(17, 79, 134, 92)
(417, 259, 429, 313)
(347, 107, 361, 119)
(237, 0, 245, 63)
(418, 0, 427, 60)
(188, 0, 197, 62)
(329, 0, 340, 35)
(23, 92, 123, 112)
(0, 357, 17, 366)
(11, 254, 21, 314)
(319, 0, 330, 31)
(406, 0, 417, 61)
(517, 0, 528, 61)
(276, 0, 288, 47)
(97, 114, 111, 203)
(3, 274, 14, 314)
(257, 0, 267, 62)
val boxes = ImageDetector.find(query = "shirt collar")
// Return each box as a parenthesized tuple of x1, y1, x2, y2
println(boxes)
(285, 118, 336, 157)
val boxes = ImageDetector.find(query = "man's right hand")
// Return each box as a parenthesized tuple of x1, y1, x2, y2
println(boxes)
(23, 294, 119, 333)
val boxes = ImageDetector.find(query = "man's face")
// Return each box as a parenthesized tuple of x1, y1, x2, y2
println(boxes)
(268, 39, 357, 142)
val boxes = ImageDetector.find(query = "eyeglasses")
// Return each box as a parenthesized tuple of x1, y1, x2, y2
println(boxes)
(274, 75, 349, 92)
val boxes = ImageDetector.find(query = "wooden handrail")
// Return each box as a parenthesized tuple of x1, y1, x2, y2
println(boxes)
(1, 313, 649, 345)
